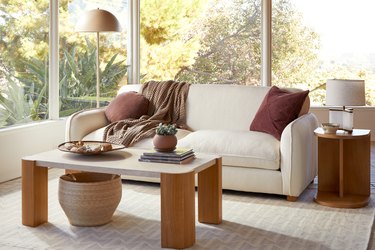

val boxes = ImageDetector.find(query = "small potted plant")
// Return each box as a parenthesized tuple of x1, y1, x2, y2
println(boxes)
(153, 123, 178, 152)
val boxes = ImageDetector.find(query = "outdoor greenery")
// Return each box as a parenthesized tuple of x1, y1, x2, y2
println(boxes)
(140, 0, 319, 84)
(140, 0, 375, 105)
(59, 39, 127, 116)
(0, 0, 374, 128)
(0, 0, 128, 127)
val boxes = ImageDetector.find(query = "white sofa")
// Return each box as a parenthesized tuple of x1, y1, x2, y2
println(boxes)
(65, 84, 319, 200)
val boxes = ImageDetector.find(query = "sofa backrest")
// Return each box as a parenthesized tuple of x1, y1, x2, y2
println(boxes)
(186, 84, 271, 131)
(117, 83, 309, 131)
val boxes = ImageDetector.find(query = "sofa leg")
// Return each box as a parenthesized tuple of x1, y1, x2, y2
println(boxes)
(286, 195, 298, 202)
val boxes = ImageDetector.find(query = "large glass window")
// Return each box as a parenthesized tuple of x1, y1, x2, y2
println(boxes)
(3, 0, 373, 130)
(59, 0, 128, 116)
(273, 0, 375, 106)
(140, 0, 262, 85)
(0, 1, 49, 128)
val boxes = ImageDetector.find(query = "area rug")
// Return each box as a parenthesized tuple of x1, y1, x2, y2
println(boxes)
(0, 169, 374, 250)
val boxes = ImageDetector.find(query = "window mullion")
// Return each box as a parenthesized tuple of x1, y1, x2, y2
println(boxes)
(261, 0, 272, 86)
(49, 0, 59, 119)
(127, 0, 140, 85)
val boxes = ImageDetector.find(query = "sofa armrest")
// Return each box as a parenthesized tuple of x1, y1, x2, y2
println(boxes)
(280, 113, 319, 197)
(65, 108, 109, 141)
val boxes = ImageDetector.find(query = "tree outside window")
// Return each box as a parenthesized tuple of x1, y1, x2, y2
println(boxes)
(0, 0, 128, 128)
(140, 0, 374, 106)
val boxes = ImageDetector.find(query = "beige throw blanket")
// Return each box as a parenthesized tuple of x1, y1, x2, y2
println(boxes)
(104, 80, 190, 147)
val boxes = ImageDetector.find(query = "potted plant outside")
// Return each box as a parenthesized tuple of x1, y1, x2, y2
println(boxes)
(153, 123, 178, 152)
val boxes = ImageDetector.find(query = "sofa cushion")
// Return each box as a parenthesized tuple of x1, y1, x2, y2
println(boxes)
(177, 130, 280, 170)
(186, 84, 270, 131)
(250, 86, 309, 140)
(105, 91, 149, 123)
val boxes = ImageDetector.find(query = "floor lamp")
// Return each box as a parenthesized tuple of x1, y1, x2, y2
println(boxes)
(75, 9, 121, 108)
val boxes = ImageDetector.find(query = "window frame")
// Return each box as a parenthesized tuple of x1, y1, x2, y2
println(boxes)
(49, 0, 59, 120)
(4, 0, 375, 129)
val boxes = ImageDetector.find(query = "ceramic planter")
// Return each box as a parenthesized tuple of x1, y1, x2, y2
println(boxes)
(153, 134, 177, 152)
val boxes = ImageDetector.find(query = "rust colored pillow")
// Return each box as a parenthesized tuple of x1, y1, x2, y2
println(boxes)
(250, 86, 309, 140)
(105, 91, 149, 123)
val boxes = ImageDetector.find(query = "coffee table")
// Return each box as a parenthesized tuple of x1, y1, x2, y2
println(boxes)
(22, 148, 222, 249)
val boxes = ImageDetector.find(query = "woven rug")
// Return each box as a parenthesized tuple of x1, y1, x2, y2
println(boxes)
(0, 169, 374, 250)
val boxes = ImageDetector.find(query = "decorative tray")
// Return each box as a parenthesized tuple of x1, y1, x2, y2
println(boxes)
(58, 141, 125, 155)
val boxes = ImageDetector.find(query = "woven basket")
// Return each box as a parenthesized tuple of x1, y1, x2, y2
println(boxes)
(58, 172, 122, 227)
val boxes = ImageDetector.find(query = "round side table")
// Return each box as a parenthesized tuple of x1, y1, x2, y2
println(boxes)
(314, 127, 371, 208)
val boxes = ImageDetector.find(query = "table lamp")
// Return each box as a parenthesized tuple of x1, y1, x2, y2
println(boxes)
(326, 79, 365, 132)
(75, 9, 121, 108)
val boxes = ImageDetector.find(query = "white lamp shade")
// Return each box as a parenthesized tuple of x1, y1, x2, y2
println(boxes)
(326, 79, 365, 106)
(75, 9, 121, 32)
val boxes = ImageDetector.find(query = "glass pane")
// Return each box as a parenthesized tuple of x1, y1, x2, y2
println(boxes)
(0, 1, 49, 128)
(140, 0, 261, 85)
(59, 0, 128, 117)
(272, 0, 375, 106)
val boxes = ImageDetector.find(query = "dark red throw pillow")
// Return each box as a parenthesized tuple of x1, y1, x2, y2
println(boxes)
(250, 86, 309, 140)
(105, 91, 149, 123)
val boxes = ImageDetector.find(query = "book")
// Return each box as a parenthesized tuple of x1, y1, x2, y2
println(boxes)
(138, 154, 195, 164)
(139, 148, 195, 164)
(143, 148, 194, 159)
(140, 151, 195, 162)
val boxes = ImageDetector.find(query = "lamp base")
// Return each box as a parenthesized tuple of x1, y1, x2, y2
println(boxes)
(329, 108, 343, 129)
(329, 108, 354, 132)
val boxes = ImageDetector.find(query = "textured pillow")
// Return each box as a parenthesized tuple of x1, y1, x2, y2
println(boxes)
(250, 86, 309, 140)
(105, 91, 149, 123)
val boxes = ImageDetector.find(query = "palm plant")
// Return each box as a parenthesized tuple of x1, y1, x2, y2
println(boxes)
(59, 39, 128, 115)
(61, 39, 127, 98)
(17, 57, 49, 120)
(0, 39, 128, 126)
(0, 74, 43, 128)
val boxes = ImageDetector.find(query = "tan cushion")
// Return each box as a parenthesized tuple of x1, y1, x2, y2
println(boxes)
(177, 130, 280, 170)
(104, 91, 149, 122)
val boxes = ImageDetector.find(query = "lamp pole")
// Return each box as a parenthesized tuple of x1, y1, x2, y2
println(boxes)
(75, 9, 121, 108)
(96, 31, 100, 108)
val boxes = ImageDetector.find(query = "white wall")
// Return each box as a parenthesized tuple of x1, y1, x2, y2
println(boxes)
(0, 120, 66, 183)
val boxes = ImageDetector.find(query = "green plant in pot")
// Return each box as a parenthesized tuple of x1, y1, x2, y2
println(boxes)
(153, 123, 178, 152)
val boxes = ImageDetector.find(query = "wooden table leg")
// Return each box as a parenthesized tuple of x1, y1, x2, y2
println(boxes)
(160, 171, 195, 249)
(22, 160, 48, 227)
(198, 158, 222, 224)
(339, 139, 344, 198)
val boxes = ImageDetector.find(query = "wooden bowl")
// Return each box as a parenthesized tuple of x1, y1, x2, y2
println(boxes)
(322, 123, 340, 134)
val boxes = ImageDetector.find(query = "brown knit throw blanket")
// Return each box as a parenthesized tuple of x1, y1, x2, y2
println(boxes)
(103, 80, 190, 147)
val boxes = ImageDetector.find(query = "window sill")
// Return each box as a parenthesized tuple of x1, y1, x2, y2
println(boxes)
(0, 119, 66, 135)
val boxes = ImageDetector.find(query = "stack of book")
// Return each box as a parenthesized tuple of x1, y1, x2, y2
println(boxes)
(139, 148, 195, 164)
